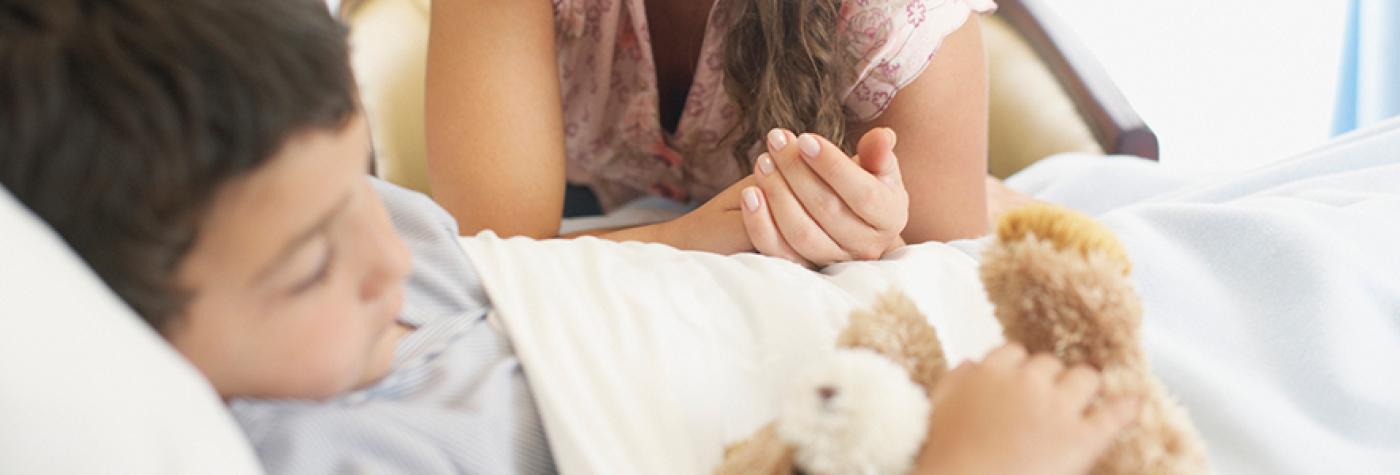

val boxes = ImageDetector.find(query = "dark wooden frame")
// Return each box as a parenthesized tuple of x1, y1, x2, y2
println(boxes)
(996, 0, 1159, 160)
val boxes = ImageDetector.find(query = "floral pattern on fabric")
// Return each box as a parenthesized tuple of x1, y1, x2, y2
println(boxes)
(551, 0, 994, 210)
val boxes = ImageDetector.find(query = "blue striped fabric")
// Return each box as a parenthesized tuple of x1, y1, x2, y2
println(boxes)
(230, 179, 555, 474)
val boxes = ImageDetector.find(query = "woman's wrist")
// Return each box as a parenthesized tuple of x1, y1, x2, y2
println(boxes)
(642, 218, 686, 249)
(653, 208, 753, 254)
(593, 221, 666, 246)
(593, 216, 714, 252)
(585, 195, 753, 255)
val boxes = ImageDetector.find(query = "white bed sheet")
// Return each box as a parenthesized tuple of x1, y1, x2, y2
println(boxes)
(462, 233, 1002, 474)
(469, 119, 1400, 474)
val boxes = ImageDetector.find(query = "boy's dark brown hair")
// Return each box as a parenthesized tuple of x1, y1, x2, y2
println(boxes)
(0, 0, 357, 332)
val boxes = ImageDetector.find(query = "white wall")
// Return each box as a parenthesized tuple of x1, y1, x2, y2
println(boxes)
(1049, 1, 1348, 172)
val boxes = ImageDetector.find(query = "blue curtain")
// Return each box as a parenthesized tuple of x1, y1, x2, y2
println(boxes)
(1334, 0, 1400, 134)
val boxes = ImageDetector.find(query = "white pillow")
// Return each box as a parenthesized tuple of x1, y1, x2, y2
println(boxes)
(459, 233, 1004, 474)
(0, 187, 261, 474)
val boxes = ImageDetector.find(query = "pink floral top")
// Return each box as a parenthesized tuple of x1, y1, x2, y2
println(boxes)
(551, 0, 996, 210)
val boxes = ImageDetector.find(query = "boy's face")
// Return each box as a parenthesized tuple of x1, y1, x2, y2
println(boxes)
(166, 114, 412, 400)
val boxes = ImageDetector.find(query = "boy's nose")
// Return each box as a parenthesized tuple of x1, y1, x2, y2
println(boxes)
(359, 216, 412, 303)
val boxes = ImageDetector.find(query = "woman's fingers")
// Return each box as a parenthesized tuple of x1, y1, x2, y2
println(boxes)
(787, 130, 907, 234)
(739, 186, 812, 267)
(855, 127, 904, 186)
(754, 153, 851, 265)
(765, 130, 886, 259)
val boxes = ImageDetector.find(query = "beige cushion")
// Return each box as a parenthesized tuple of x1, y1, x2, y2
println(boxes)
(346, 0, 433, 194)
(983, 14, 1103, 178)
(346, 2, 1103, 194)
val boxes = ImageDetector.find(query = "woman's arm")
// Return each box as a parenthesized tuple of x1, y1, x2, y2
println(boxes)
(423, 0, 913, 259)
(426, 0, 566, 238)
(425, 0, 750, 255)
(563, 175, 755, 255)
(857, 15, 991, 243)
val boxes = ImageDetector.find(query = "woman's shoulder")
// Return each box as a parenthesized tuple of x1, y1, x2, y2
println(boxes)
(839, 0, 995, 41)
(840, 0, 996, 121)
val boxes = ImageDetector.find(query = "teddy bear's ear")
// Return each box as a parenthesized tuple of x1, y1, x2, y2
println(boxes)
(996, 203, 1131, 274)
(714, 423, 796, 475)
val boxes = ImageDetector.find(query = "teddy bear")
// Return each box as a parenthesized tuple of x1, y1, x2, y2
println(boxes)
(714, 203, 1211, 475)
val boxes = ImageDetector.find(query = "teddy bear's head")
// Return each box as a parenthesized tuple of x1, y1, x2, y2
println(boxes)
(719, 203, 1208, 475)
(776, 349, 931, 475)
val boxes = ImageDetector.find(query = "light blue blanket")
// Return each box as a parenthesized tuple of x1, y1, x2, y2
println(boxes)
(1007, 121, 1400, 473)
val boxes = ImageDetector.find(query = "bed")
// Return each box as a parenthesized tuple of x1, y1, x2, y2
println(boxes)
(463, 119, 1400, 474)
(5, 117, 1400, 474)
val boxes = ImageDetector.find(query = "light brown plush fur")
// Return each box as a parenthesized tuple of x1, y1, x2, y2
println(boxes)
(983, 203, 1210, 474)
(715, 424, 796, 475)
(717, 203, 1211, 475)
(714, 292, 943, 475)
(835, 292, 948, 395)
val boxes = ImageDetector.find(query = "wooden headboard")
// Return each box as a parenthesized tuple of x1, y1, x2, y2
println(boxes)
(997, 0, 1159, 160)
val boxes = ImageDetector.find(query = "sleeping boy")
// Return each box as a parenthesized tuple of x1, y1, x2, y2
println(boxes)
(0, 0, 1135, 473)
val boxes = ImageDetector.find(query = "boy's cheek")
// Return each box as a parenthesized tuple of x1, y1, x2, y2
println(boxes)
(264, 333, 372, 400)
(296, 321, 382, 398)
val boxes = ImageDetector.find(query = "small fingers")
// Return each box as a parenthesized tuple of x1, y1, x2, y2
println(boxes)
(740, 186, 812, 267)
(982, 342, 1028, 369)
(1083, 396, 1141, 441)
(933, 360, 976, 400)
(1023, 353, 1066, 384)
(1057, 365, 1104, 409)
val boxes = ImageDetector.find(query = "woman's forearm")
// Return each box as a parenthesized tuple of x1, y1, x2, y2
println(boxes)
(563, 223, 661, 243)
(564, 214, 753, 255)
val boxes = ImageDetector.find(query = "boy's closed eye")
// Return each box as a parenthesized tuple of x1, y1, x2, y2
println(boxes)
(286, 236, 336, 295)
(252, 191, 354, 294)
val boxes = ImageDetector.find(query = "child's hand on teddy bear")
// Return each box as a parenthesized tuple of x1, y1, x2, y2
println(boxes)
(913, 343, 1140, 475)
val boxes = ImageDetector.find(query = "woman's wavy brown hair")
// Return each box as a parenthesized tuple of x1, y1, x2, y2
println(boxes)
(722, 0, 855, 168)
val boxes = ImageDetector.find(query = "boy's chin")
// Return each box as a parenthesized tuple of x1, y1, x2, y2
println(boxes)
(350, 322, 411, 391)
(352, 358, 394, 392)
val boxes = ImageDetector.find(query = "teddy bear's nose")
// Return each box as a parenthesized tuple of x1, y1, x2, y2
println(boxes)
(818, 386, 838, 402)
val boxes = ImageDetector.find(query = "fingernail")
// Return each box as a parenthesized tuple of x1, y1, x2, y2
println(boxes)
(742, 187, 760, 212)
(798, 134, 821, 159)
(767, 129, 788, 151)
(884, 127, 898, 147)
(756, 153, 774, 176)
